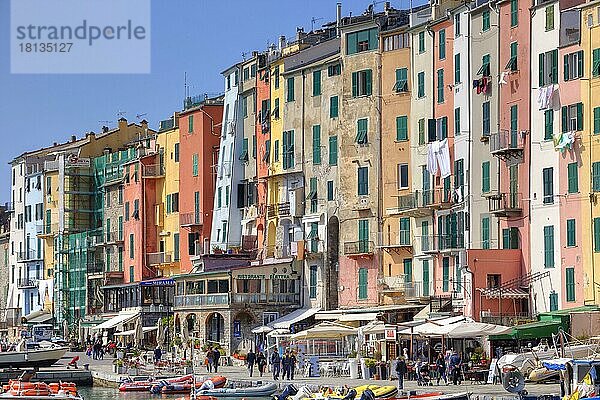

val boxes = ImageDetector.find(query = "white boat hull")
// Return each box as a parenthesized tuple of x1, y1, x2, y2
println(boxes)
(0, 347, 68, 368)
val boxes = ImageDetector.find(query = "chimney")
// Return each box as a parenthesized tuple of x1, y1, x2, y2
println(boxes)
(252, 51, 258, 58)
(102, 126, 109, 133)
(296, 27, 305, 41)
(336, 3, 342, 37)
(140, 119, 148, 134)
(103, 148, 111, 155)
(53, 142, 58, 146)
(118, 117, 127, 130)
(278, 35, 286, 51)
(70, 135, 76, 142)
(384, 1, 391, 13)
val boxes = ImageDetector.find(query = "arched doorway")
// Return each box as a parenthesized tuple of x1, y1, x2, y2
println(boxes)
(267, 221, 276, 257)
(206, 312, 225, 344)
(233, 311, 256, 353)
(185, 314, 196, 333)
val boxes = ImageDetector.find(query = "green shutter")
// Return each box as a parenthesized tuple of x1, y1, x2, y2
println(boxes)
(188, 115, 194, 133)
(566, 219, 576, 247)
(483, 11, 490, 31)
(365, 69, 372, 95)
(129, 233, 135, 259)
(482, 161, 490, 193)
(173, 233, 180, 261)
(502, 228, 510, 249)
(578, 50, 584, 77)
(595, 218, 600, 252)
(546, 5, 554, 30)
(593, 48, 600, 77)
(442, 258, 449, 292)
(439, 29, 446, 59)
(539, 53, 545, 87)
(550, 292, 558, 311)
(313, 70, 321, 96)
(576, 103, 583, 131)
(358, 167, 369, 195)
(418, 72, 425, 98)
(455, 108, 461, 136)
(358, 268, 368, 299)
(329, 136, 338, 166)
(551, 49, 558, 83)
(564, 54, 569, 81)
(594, 162, 600, 192)
(562, 106, 568, 133)
(545, 109, 554, 140)
(287, 77, 295, 102)
(511, 0, 518, 27)
(568, 162, 578, 193)
(312, 125, 321, 164)
(403, 259, 413, 283)
(437, 69, 444, 103)
(422, 260, 430, 296)
(454, 54, 460, 84)
(396, 116, 408, 141)
(352, 72, 358, 97)
(330, 96, 339, 118)
(482, 217, 490, 249)
(566, 268, 575, 302)
(545, 226, 556, 259)
(418, 119, 425, 145)
(419, 31, 425, 53)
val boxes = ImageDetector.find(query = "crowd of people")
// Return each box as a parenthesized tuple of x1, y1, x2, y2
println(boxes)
(395, 349, 464, 391)
(242, 348, 297, 380)
(203, 346, 222, 373)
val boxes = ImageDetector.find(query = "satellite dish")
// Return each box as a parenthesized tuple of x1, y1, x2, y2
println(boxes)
(502, 370, 525, 393)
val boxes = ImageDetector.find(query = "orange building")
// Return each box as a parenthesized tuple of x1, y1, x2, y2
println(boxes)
(178, 96, 223, 273)
(255, 54, 271, 256)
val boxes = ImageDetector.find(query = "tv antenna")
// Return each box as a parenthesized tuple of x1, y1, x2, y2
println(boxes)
(136, 113, 147, 120)
(311, 17, 324, 31)
(98, 120, 113, 125)
(116, 110, 127, 118)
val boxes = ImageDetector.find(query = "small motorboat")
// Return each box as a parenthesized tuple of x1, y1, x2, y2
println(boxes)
(197, 382, 278, 398)
(119, 374, 193, 392)
(0, 381, 82, 400)
(150, 376, 226, 394)
(307, 385, 398, 400)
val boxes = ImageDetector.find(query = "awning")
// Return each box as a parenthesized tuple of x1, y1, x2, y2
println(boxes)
(361, 320, 386, 334)
(114, 326, 158, 336)
(28, 313, 53, 324)
(272, 307, 320, 330)
(490, 320, 563, 340)
(338, 312, 378, 322)
(251, 325, 273, 334)
(428, 321, 512, 338)
(478, 287, 529, 299)
(291, 321, 357, 340)
(316, 304, 424, 320)
(140, 278, 174, 286)
(92, 310, 140, 331)
(397, 316, 472, 336)
(267, 328, 291, 338)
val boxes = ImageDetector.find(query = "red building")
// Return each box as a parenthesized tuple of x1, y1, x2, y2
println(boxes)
(178, 96, 223, 273)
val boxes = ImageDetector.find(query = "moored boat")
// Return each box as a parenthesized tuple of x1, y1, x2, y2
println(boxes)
(118, 374, 193, 392)
(0, 381, 82, 400)
(196, 382, 278, 398)
(150, 375, 226, 394)
(0, 341, 67, 369)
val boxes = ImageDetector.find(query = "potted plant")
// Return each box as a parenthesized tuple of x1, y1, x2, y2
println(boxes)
(184, 359, 194, 374)
(212, 245, 223, 254)
(113, 359, 126, 374)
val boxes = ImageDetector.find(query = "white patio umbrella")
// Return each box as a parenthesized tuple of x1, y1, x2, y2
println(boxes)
(62, 320, 69, 340)
(428, 321, 512, 338)
(134, 318, 144, 348)
(181, 317, 189, 348)
(290, 321, 357, 340)
(156, 318, 165, 347)
(251, 325, 273, 334)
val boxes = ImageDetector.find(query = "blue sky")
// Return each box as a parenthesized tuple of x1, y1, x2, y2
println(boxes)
(0, 0, 420, 198)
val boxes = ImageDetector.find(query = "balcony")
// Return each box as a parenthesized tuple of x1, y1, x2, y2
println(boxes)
(143, 164, 165, 178)
(17, 250, 42, 262)
(480, 313, 533, 326)
(488, 192, 523, 217)
(387, 189, 456, 217)
(344, 240, 375, 256)
(180, 212, 203, 226)
(438, 234, 465, 252)
(4, 202, 14, 213)
(87, 261, 104, 275)
(490, 130, 525, 161)
(147, 252, 173, 266)
(267, 202, 290, 218)
(413, 235, 464, 254)
(379, 232, 412, 253)
(17, 278, 36, 289)
(232, 292, 300, 305)
(413, 235, 434, 255)
(38, 223, 58, 238)
(103, 230, 124, 244)
(174, 293, 230, 307)
(305, 239, 324, 256)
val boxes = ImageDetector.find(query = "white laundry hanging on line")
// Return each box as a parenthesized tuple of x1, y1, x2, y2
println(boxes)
(537, 87, 546, 110)
(435, 139, 452, 178)
(499, 72, 508, 85)
(544, 85, 555, 108)
(427, 141, 439, 175)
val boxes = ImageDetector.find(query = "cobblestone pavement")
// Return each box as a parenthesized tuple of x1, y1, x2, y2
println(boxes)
(70, 352, 560, 397)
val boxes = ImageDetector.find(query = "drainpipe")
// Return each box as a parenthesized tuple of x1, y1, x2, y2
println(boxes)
(377, 27, 384, 289)
(492, 1, 501, 249)
(465, 4, 472, 253)
(589, 23, 596, 304)
(301, 68, 308, 310)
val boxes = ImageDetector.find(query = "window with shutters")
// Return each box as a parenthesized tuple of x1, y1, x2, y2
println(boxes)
(346, 28, 378, 55)
(506, 42, 518, 71)
(352, 70, 372, 97)
(478, 54, 491, 76)
(287, 77, 295, 102)
(502, 227, 519, 249)
(564, 51, 584, 81)
(329, 136, 338, 165)
(442, 257, 450, 292)
(358, 167, 369, 196)
(125, 202, 130, 221)
(327, 181, 334, 201)
(437, 69, 444, 103)
(422, 260, 430, 296)
(239, 138, 249, 162)
(396, 116, 408, 141)
(544, 109, 554, 140)
(404, 259, 413, 283)
(439, 29, 446, 59)
(568, 162, 578, 193)
(188, 115, 194, 133)
(312, 125, 321, 165)
(545, 5, 554, 31)
(313, 70, 321, 96)
(309, 177, 318, 213)
(561, 103, 584, 132)
(174, 143, 180, 162)
(510, 105, 518, 146)
(282, 130, 295, 169)
(129, 233, 135, 259)
(454, 159, 464, 190)
(566, 267, 575, 302)
(455, 13, 461, 36)
(395, 68, 408, 92)
(399, 218, 410, 245)
(455, 108, 461, 136)
(358, 219, 369, 253)
(482, 10, 490, 31)
(510, 0, 518, 27)
(543, 167, 554, 204)
(549, 292, 558, 311)
(454, 54, 461, 84)
(274, 140, 279, 162)
(539, 49, 559, 86)
(482, 101, 491, 137)
(330, 96, 339, 118)
(192, 153, 198, 176)
(418, 119, 425, 145)
(327, 63, 341, 76)
(482, 161, 490, 193)
(594, 107, 600, 134)
(592, 48, 600, 77)
(567, 219, 576, 247)
(593, 162, 600, 192)
(173, 233, 180, 261)
(595, 218, 600, 252)
(217, 187, 222, 208)
(309, 266, 317, 299)
(482, 217, 490, 249)
(358, 268, 368, 299)
(417, 72, 425, 98)
(356, 118, 368, 144)
(418, 31, 425, 53)
(397, 164, 408, 189)
(544, 225, 554, 267)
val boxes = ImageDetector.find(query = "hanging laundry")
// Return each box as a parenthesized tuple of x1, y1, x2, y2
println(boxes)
(499, 72, 508, 85)
(481, 77, 490, 93)
(555, 131, 575, 152)
(454, 188, 463, 203)
(435, 139, 452, 178)
(544, 85, 555, 108)
(552, 131, 562, 148)
(427, 141, 439, 175)
(537, 87, 546, 110)
(473, 80, 479, 89)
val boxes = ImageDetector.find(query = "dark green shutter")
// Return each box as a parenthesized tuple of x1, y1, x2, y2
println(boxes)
(566, 268, 575, 302)
(567, 219, 576, 247)
(578, 50, 584, 77)
(564, 54, 569, 81)
(352, 72, 358, 97)
(329, 136, 338, 166)
(595, 218, 600, 252)
(365, 70, 373, 95)
(539, 53, 545, 86)
(576, 103, 583, 131)
(312, 125, 321, 164)
(562, 106, 568, 133)
(551, 49, 558, 83)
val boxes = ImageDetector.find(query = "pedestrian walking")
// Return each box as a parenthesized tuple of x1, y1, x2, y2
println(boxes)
(246, 349, 256, 377)
(154, 345, 162, 364)
(281, 350, 291, 380)
(257, 351, 267, 377)
(449, 351, 462, 385)
(213, 347, 220, 373)
(435, 353, 447, 385)
(395, 356, 407, 391)
(270, 350, 281, 380)
(206, 346, 214, 373)
(289, 351, 297, 380)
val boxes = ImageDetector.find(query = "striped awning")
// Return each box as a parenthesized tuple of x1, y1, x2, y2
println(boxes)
(478, 287, 529, 299)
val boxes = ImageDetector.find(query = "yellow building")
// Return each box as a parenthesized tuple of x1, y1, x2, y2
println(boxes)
(154, 116, 181, 277)
(581, 3, 600, 304)
(39, 169, 58, 312)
